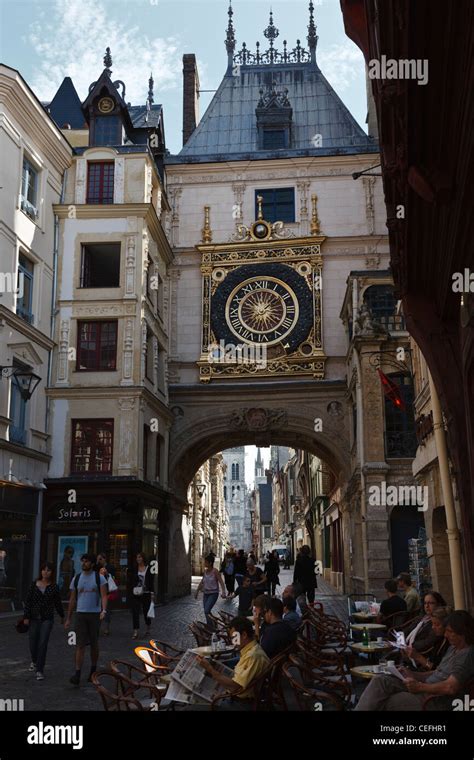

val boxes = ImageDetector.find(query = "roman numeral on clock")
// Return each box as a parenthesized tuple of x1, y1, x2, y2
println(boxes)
(282, 317, 293, 329)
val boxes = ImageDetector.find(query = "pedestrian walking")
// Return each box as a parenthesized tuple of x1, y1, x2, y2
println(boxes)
(195, 553, 226, 626)
(65, 554, 108, 686)
(220, 552, 236, 597)
(96, 552, 117, 636)
(293, 544, 318, 607)
(23, 562, 64, 681)
(283, 548, 291, 569)
(233, 549, 247, 587)
(130, 552, 155, 640)
(264, 551, 280, 595)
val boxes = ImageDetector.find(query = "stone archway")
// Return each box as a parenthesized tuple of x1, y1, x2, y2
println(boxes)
(168, 379, 352, 505)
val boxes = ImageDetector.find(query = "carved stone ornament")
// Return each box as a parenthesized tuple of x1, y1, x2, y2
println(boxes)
(229, 407, 287, 431)
(354, 303, 388, 337)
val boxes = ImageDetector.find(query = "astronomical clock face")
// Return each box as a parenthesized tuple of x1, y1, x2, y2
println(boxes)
(211, 263, 313, 354)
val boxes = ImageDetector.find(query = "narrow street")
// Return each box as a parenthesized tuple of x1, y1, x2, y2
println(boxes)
(0, 569, 346, 711)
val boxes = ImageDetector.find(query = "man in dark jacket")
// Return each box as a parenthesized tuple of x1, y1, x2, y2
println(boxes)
(293, 545, 317, 605)
(258, 597, 296, 658)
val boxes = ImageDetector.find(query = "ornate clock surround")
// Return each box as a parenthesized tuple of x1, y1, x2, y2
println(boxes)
(198, 225, 326, 383)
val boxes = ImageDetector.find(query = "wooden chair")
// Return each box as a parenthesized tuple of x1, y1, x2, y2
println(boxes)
(134, 646, 171, 674)
(189, 621, 214, 647)
(282, 661, 344, 711)
(149, 640, 183, 669)
(149, 639, 185, 659)
(291, 649, 352, 708)
(91, 670, 163, 711)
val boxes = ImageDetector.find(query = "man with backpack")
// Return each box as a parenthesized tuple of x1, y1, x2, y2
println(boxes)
(65, 553, 108, 686)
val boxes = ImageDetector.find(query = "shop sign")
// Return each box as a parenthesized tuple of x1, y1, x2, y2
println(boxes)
(49, 505, 101, 524)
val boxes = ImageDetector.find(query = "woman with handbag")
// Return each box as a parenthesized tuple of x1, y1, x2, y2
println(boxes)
(96, 553, 117, 636)
(130, 553, 155, 640)
(23, 562, 64, 681)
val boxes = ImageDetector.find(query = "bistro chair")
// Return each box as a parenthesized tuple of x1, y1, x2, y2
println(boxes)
(134, 646, 170, 674)
(282, 660, 344, 711)
(291, 649, 352, 709)
(91, 670, 163, 712)
(189, 621, 215, 647)
(149, 639, 185, 660)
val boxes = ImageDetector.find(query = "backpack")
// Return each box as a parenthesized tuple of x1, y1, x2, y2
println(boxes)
(73, 570, 102, 602)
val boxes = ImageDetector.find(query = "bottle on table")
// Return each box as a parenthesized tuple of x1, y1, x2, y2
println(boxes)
(211, 633, 218, 653)
(362, 627, 370, 646)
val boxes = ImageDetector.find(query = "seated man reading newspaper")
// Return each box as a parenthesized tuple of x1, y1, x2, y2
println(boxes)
(194, 616, 269, 710)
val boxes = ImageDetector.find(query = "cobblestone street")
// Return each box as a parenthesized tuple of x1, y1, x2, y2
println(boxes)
(0, 569, 347, 711)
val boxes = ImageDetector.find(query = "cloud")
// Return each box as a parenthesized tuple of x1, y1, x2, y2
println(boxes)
(318, 42, 365, 91)
(27, 0, 182, 104)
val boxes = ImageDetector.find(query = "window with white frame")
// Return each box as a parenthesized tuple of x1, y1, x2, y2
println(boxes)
(21, 157, 39, 220)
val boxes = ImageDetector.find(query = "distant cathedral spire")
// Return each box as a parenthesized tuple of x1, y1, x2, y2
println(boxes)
(255, 448, 264, 479)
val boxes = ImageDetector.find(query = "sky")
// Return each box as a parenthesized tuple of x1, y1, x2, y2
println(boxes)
(0, 0, 369, 154)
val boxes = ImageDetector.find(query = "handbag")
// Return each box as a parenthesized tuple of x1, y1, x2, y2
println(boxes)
(147, 599, 155, 619)
(15, 618, 29, 633)
(133, 586, 143, 596)
(107, 575, 119, 602)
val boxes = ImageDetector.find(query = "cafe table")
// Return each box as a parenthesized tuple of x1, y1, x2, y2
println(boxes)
(350, 623, 386, 632)
(350, 664, 388, 681)
(350, 641, 394, 664)
(352, 612, 378, 623)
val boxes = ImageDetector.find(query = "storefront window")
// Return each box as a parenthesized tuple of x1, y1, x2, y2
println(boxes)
(0, 512, 34, 609)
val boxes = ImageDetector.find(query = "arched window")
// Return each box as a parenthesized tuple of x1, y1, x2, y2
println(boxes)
(224, 486, 227, 500)
(232, 463, 239, 480)
(364, 285, 404, 331)
(384, 373, 417, 458)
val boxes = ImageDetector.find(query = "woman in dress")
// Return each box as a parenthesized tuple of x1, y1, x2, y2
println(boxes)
(23, 562, 64, 680)
(195, 554, 226, 626)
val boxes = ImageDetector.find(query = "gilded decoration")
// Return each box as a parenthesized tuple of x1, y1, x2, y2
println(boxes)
(197, 209, 326, 381)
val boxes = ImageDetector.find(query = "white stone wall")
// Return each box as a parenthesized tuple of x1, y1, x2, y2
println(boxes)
(166, 155, 389, 384)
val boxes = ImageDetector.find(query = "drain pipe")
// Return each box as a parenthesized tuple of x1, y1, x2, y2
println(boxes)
(352, 277, 369, 592)
(428, 370, 465, 609)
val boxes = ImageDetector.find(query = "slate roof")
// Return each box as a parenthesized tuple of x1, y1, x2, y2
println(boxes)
(129, 104, 163, 129)
(47, 77, 85, 129)
(169, 62, 376, 163)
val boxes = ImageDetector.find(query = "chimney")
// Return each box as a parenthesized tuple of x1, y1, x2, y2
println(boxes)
(182, 54, 200, 146)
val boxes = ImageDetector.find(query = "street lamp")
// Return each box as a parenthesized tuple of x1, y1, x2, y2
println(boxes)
(0, 366, 41, 401)
(196, 482, 206, 498)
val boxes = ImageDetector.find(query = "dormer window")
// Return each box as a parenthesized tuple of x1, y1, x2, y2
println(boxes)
(93, 115, 121, 146)
(262, 129, 286, 150)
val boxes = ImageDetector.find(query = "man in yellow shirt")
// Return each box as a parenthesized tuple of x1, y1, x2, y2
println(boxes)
(197, 617, 270, 706)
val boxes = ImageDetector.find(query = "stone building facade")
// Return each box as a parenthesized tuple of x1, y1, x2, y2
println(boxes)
(222, 446, 247, 551)
(0, 65, 72, 609)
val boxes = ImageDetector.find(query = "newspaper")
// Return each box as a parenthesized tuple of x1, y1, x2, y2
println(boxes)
(169, 650, 234, 704)
(384, 664, 408, 682)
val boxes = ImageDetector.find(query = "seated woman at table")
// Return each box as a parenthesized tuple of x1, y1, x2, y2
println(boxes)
(400, 592, 447, 654)
(402, 606, 451, 671)
(355, 610, 474, 711)
(386, 591, 446, 654)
